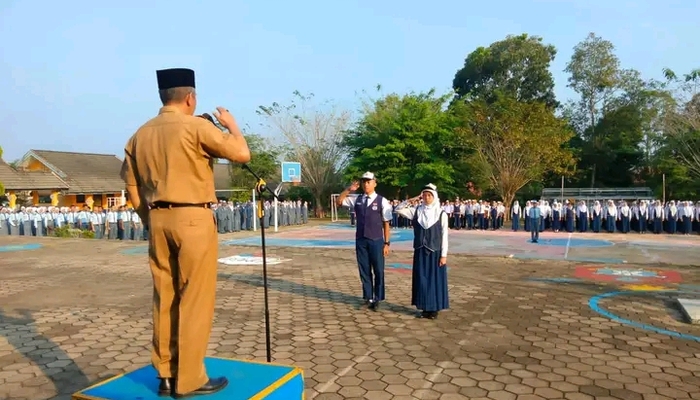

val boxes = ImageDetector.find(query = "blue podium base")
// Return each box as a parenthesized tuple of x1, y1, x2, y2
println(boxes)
(72, 357, 304, 400)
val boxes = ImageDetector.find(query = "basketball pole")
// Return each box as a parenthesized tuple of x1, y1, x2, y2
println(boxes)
(241, 163, 278, 363)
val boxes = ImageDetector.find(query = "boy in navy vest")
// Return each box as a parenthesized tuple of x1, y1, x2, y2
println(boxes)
(337, 172, 393, 310)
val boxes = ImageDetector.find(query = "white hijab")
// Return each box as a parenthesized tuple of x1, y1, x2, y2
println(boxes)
(417, 184, 442, 229)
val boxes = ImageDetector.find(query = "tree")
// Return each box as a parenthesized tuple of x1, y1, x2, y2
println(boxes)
(453, 34, 558, 108)
(454, 96, 575, 209)
(659, 68, 700, 180)
(564, 32, 662, 187)
(257, 91, 349, 217)
(228, 133, 282, 190)
(342, 90, 462, 199)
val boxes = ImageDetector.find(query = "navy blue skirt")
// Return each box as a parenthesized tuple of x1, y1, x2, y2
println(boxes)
(411, 247, 449, 312)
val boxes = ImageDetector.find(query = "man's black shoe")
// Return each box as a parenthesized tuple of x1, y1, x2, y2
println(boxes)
(158, 378, 174, 396)
(173, 377, 228, 398)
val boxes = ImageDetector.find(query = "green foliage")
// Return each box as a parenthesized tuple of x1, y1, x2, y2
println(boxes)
(573, 103, 647, 187)
(453, 34, 558, 108)
(343, 90, 461, 199)
(228, 133, 282, 190)
(239, 34, 700, 205)
(651, 143, 699, 199)
(53, 225, 95, 239)
(657, 70, 700, 182)
(228, 190, 251, 203)
(561, 31, 697, 196)
(284, 185, 314, 205)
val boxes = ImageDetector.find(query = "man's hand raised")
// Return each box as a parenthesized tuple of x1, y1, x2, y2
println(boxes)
(212, 107, 238, 132)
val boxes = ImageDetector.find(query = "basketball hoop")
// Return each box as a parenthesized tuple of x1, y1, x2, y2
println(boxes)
(291, 177, 301, 187)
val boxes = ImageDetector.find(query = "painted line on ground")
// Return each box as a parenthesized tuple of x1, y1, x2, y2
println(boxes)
(527, 277, 583, 284)
(418, 366, 445, 398)
(588, 291, 700, 342)
(564, 233, 572, 259)
(513, 254, 625, 264)
(639, 246, 661, 263)
(315, 349, 373, 395)
(0, 243, 43, 252)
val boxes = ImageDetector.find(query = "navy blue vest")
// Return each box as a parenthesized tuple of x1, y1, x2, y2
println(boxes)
(355, 194, 385, 240)
(412, 211, 444, 252)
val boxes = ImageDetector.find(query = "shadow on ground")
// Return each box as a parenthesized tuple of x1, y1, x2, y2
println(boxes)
(0, 309, 90, 398)
(220, 273, 417, 316)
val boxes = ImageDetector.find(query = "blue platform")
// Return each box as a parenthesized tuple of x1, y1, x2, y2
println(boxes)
(72, 357, 304, 400)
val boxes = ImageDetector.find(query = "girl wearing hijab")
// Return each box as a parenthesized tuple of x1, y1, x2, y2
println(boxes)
(565, 202, 575, 233)
(652, 201, 664, 234)
(605, 200, 617, 233)
(591, 201, 602, 233)
(666, 201, 678, 234)
(576, 201, 588, 232)
(551, 201, 562, 232)
(637, 201, 648, 233)
(511, 201, 521, 231)
(395, 184, 449, 319)
(681, 201, 693, 235)
(524, 201, 532, 232)
(619, 201, 631, 233)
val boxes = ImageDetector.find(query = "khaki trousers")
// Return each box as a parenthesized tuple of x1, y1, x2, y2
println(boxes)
(148, 207, 218, 394)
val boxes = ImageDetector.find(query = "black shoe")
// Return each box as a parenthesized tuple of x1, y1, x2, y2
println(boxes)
(158, 378, 174, 396)
(426, 311, 438, 319)
(369, 301, 378, 311)
(174, 377, 228, 398)
(417, 311, 428, 318)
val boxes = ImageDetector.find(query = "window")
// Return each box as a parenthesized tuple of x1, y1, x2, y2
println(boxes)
(107, 197, 122, 208)
(76, 195, 86, 203)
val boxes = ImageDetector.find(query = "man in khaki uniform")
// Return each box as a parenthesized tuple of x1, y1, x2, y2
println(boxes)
(120, 68, 251, 398)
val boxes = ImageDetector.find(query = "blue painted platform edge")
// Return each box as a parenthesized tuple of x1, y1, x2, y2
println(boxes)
(71, 356, 305, 400)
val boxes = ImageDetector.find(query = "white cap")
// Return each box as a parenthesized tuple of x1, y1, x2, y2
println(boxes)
(361, 172, 375, 180)
(421, 183, 437, 192)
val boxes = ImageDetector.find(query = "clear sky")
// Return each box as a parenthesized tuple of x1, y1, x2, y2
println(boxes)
(1, 0, 698, 162)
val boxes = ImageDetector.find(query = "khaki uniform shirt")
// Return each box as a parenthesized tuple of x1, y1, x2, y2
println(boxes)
(120, 106, 241, 205)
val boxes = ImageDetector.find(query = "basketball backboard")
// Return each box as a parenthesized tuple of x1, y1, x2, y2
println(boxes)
(281, 161, 301, 183)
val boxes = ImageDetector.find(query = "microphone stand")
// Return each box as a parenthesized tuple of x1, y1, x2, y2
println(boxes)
(241, 163, 278, 363)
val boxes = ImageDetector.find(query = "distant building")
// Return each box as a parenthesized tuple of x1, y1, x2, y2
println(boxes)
(0, 151, 248, 208)
(2, 150, 126, 208)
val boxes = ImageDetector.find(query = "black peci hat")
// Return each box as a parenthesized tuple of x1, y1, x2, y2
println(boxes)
(156, 68, 195, 90)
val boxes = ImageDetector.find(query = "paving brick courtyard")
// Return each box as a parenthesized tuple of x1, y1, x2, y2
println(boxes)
(1, 226, 700, 400)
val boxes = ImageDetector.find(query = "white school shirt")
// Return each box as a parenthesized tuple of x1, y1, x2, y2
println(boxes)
(395, 203, 449, 257)
(341, 192, 393, 222)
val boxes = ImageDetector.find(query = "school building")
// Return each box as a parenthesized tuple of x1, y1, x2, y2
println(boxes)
(1, 150, 239, 208)
(1, 150, 127, 209)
